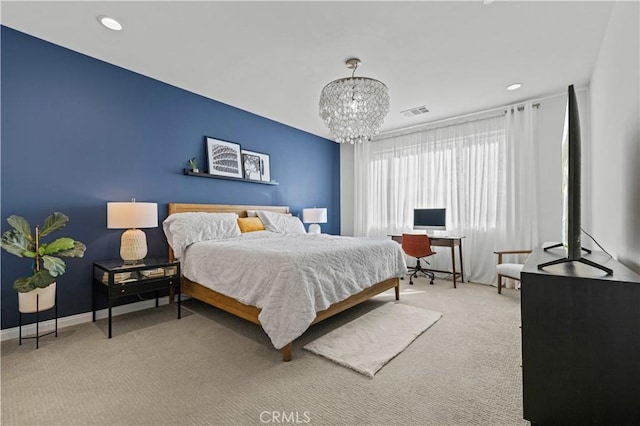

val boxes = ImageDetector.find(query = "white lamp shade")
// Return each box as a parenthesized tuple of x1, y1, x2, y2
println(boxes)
(302, 208, 327, 224)
(107, 202, 158, 229)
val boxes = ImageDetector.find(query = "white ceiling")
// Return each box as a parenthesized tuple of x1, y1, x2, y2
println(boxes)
(1, 1, 615, 140)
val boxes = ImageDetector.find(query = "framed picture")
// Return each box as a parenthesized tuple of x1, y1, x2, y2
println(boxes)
(241, 150, 270, 182)
(206, 137, 243, 178)
(242, 152, 262, 181)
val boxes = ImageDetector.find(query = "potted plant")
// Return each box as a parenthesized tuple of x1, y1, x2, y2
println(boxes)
(1, 212, 86, 313)
(187, 157, 199, 173)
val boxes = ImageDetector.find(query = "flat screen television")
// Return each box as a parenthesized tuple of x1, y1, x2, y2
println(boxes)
(413, 208, 446, 231)
(538, 85, 612, 275)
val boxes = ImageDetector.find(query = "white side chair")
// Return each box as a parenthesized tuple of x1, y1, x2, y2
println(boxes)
(494, 249, 532, 294)
(494, 242, 560, 294)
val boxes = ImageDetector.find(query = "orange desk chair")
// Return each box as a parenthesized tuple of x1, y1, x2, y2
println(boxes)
(402, 234, 436, 285)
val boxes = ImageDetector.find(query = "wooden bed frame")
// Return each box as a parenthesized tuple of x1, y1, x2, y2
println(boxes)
(167, 203, 400, 362)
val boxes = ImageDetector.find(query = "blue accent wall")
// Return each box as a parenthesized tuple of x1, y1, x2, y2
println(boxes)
(1, 26, 340, 329)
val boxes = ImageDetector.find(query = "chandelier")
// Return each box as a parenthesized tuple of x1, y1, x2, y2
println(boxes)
(319, 58, 390, 144)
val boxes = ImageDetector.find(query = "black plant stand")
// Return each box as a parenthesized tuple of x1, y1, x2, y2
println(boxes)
(18, 292, 58, 349)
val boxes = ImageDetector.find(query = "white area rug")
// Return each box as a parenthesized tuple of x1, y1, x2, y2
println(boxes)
(304, 302, 442, 378)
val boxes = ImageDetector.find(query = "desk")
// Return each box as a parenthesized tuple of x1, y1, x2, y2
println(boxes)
(389, 234, 465, 288)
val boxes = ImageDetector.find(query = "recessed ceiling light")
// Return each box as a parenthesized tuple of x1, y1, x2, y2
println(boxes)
(507, 83, 523, 91)
(482, 0, 495, 4)
(98, 16, 123, 31)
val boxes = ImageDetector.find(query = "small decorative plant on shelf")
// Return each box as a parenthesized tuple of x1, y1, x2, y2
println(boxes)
(1, 212, 86, 312)
(187, 157, 199, 173)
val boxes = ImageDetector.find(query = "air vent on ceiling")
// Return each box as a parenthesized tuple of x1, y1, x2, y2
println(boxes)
(401, 105, 430, 117)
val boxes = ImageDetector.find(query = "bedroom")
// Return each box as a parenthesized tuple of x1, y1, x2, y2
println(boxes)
(1, 1, 638, 425)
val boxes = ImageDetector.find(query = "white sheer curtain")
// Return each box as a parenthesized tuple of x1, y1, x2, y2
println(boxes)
(499, 103, 540, 252)
(353, 104, 538, 284)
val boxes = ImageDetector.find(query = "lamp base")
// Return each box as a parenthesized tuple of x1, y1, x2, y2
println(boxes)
(120, 229, 148, 262)
(308, 223, 321, 234)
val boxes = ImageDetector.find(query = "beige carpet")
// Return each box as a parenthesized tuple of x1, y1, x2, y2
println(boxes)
(304, 303, 442, 377)
(1, 278, 528, 426)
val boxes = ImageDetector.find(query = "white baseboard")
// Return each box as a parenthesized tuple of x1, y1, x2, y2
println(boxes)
(0, 296, 187, 342)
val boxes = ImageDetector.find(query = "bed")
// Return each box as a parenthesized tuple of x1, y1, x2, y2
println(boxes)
(165, 203, 406, 361)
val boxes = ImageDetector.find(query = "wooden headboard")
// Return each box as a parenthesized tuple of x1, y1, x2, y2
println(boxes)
(166, 203, 290, 260)
(167, 203, 289, 217)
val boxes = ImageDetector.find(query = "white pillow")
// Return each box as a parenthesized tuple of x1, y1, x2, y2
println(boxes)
(256, 210, 306, 234)
(247, 209, 291, 218)
(282, 216, 306, 234)
(163, 212, 240, 259)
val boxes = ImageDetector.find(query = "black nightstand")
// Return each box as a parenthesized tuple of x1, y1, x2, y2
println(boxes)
(92, 258, 181, 338)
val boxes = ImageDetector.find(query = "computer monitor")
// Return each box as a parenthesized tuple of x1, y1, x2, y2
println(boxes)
(413, 208, 446, 231)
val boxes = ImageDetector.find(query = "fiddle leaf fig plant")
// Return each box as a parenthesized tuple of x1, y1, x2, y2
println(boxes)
(1, 212, 86, 293)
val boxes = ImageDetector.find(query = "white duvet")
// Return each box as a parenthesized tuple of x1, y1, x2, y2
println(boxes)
(181, 231, 407, 349)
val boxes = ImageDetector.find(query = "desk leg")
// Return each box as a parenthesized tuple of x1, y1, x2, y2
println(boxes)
(458, 240, 465, 283)
(451, 246, 457, 288)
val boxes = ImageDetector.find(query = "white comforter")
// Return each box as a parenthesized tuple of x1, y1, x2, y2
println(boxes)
(181, 231, 407, 349)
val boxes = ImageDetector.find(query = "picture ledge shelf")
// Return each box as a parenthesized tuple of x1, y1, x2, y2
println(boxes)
(183, 169, 279, 186)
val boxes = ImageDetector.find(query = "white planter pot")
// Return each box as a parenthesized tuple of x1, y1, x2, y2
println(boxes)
(18, 282, 56, 313)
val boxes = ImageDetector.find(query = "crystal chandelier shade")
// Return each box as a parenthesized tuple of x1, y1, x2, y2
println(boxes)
(319, 58, 390, 144)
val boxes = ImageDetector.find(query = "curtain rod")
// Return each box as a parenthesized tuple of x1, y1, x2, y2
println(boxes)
(381, 111, 507, 139)
(375, 102, 540, 141)
(511, 103, 541, 112)
(375, 84, 590, 141)
(374, 85, 590, 141)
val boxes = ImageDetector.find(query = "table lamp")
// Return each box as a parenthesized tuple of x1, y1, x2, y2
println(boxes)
(302, 208, 327, 234)
(107, 200, 158, 263)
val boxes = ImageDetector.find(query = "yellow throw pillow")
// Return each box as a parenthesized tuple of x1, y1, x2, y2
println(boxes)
(237, 217, 265, 233)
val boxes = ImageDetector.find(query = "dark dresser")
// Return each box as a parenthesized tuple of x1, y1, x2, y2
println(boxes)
(521, 248, 640, 425)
